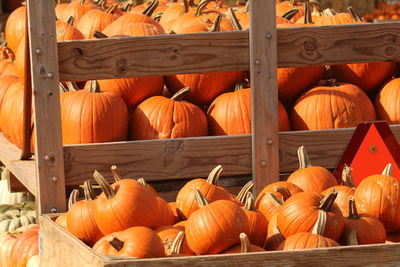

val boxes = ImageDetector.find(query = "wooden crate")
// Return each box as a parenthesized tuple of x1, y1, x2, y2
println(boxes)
(1, 0, 400, 265)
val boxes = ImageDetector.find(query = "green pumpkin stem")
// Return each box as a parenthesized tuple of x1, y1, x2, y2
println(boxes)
(142, 0, 159, 17)
(382, 163, 393, 176)
(268, 192, 283, 208)
(111, 165, 123, 181)
(319, 188, 338, 212)
(88, 80, 101, 93)
(67, 16, 74, 26)
(235, 181, 254, 204)
(206, 165, 223, 185)
(83, 180, 96, 201)
(298, 146, 312, 169)
(195, 0, 212, 16)
(273, 186, 292, 201)
(93, 31, 109, 39)
(68, 189, 79, 209)
(281, 9, 299, 21)
(244, 192, 255, 211)
(171, 87, 190, 101)
(239, 233, 250, 253)
(109, 237, 124, 251)
(170, 231, 185, 255)
(93, 170, 115, 199)
(227, 8, 242, 31)
(311, 209, 327, 235)
(347, 196, 359, 220)
(347, 230, 359, 246)
(194, 190, 209, 208)
(342, 165, 355, 188)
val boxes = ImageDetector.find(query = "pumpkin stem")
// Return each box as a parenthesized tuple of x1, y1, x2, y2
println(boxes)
(347, 6, 363, 22)
(93, 31, 109, 39)
(137, 178, 148, 187)
(194, 190, 209, 208)
(347, 230, 359, 246)
(170, 231, 185, 255)
(195, 0, 212, 16)
(111, 165, 123, 182)
(153, 12, 163, 22)
(206, 165, 223, 185)
(68, 189, 79, 209)
(88, 80, 101, 93)
(105, 4, 119, 14)
(244, 192, 255, 211)
(239, 233, 250, 253)
(325, 79, 338, 87)
(342, 165, 355, 188)
(303, 2, 313, 24)
(268, 192, 283, 208)
(323, 8, 337, 16)
(235, 181, 254, 204)
(242, 0, 249, 13)
(273, 186, 292, 201)
(109, 237, 124, 251)
(67, 16, 75, 26)
(83, 180, 96, 201)
(66, 82, 79, 91)
(142, 0, 159, 17)
(289, 0, 296, 6)
(209, 14, 222, 32)
(319, 188, 338, 212)
(311, 209, 327, 235)
(59, 83, 68, 93)
(93, 170, 115, 199)
(227, 8, 242, 31)
(281, 9, 299, 21)
(382, 163, 393, 176)
(297, 146, 312, 169)
(182, 0, 190, 14)
(347, 196, 359, 220)
(171, 87, 190, 101)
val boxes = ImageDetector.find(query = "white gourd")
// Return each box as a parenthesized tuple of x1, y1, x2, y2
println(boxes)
(0, 209, 36, 233)
(0, 167, 35, 204)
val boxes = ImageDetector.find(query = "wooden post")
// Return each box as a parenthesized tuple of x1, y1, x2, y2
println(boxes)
(249, 0, 279, 193)
(27, 0, 66, 214)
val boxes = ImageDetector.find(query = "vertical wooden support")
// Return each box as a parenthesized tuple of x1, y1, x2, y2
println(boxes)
(250, 0, 279, 193)
(27, 0, 66, 214)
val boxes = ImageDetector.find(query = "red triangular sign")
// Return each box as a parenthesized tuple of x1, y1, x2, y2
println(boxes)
(334, 122, 400, 186)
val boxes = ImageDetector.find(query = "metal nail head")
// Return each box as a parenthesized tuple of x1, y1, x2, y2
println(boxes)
(51, 176, 58, 182)
(267, 139, 273, 145)
(260, 160, 266, 167)
(254, 59, 261, 65)
(35, 48, 42, 55)
(50, 207, 57, 213)
(265, 33, 272, 39)
(46, 72, 54, 79)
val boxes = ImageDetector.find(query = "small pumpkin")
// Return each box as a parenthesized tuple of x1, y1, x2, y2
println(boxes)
(242, 192, 268, 247)
(223, 233, 265, 254)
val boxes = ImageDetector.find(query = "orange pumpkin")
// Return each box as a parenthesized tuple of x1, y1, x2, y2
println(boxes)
(0, 75, 19, 124)
(264, 212, 285, 251)
(155, 226, 194, 255)
(55, 189, 79, 229)
(159, 0, 194, 33)
(153, 196, 177, 228)
(5, 6, 26, 54)
(375, 78, 400, 124)
(223, 233, 265, 254)
(10, 225, 39, 267)
(59, 0, 97, 25)
(168, 231, 192, 257)
(230, 180, 254, 206)
(242, 192, 268, 247)
(0, 232, 20, 267)
(276, 0, 304, 22)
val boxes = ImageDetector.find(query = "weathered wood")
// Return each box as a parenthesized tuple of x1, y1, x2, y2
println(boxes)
(7, 172, 30, 193)
(0, 133, 37, 196)
(57, 23, 400, 81)
(27, 0, 66, 214)
(250, 0, 279, 193)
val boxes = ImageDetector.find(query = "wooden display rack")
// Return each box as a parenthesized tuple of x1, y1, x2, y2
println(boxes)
(0, 0, 400, 265)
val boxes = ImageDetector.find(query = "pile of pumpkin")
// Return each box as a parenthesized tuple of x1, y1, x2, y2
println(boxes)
(0, 0, 399, 150)
(55, 146, 400, 258)
(363, 1, 400, 21)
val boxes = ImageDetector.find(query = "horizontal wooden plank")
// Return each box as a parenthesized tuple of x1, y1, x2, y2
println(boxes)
(0, 133, 37, 196)
(58, 23, 400, 81)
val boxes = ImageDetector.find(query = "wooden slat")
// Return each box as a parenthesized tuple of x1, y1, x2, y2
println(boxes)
(250, 0, 279, 193)
(57, 22, 400, 81)
(27, 0, 66, 214)
(0, 133, 37, 196)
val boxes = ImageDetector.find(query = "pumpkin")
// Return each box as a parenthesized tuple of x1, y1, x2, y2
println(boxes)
(223, 233, 265, 254)
(0, 231, 20, 266)
(278, 210, 340, 250)
(277, 189, 345, 241)
(174, 220, 187, 230)
(0, 47, 16, 78)
(276, 0, 304, 22)
(59, 0, 97, 25)
(386, 231, 400, 243)
(93, 226, 165, 258)
(130, 0, 168, 15)
(0, 166, 34, 205)
(168, 202, 181, 223)
(92, 166, 160, 235)
(77, 4, 121, 39)
(264, 212, 285, 251)
(354, 164, 400, 233)
(242, 192, 268, 247)
(153, 196, 176, 227)
(159, 0, 194, 33)
(5, 6, 26, 54)
(135, 178, 158, 196)
(230, 180, 254, 206)
(176, 165, 231, 219)
(321, 165, 355, 217)
(55, 189, 78, 229)
(207, 84, 291, 135)
(155, 226, 194, 255)
(67, 180, 103, 246)
(0, 209, 36, 233)
(185, 190, 248, 255)
(130, 87, 208, 140)
(375, 78, 400, 124)
(10, 224, 39, 267)
(292, 80, 377, 130)
(168, 231, 191, 257)
(287, 146, 338, 193)
(340, 196, 386, 246)
(254, 181, 303, 220)
(56, 3, 69, 19)
(60, 81, 128, 145)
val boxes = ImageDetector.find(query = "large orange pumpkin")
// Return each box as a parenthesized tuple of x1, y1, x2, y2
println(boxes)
(153, 196, 177, 228)
(0, 232, 20, 267)
(159, 0, 194, 33)
(375, 78, 400, 124)
(5, 6, 26, 54)
(10, 225, 39, 267)
(0, 75, 19, 128)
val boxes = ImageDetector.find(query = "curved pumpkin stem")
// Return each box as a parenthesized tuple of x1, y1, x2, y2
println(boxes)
(106, 4, 119, 14)
(171, 87, 190, 101)
(206, 165, 223, 185)
(268, 192, 283, 208)
(67, 16, 75, 26)
(244, 192, 255, 211)
(227, 8, 242, 31)
(195, 0, 212, 16)
(66, 82, 79, 91)
(303, 2, 313, 24)
(347, 229, 359, 246)
(88, 80, 101, 93)
(111, 165, 123, 182)
(68, 189, 79, 209)
(297, 146, 311, 169)
(93, 170, 115, 199)
(209, 14, 222, 32)
(319, 188, 337, 212)
(170, 231, 185, 255)
(311, 209, 327, 235)
(323, 8, 337, 17)
(341, 165, 355, 188)
(235, 181, 254, 204)
(239, 233, 250, 253)
(194, 190, 209, 208)
(59, 83, 68, 93)
(142, 0, 159, 17)
(273, 186, 292, 201)
(347, 196, 359, 220)
(109, 237, 124, 251)
(382, 163, 393, 176)
(289, 0, 296, 6)
(83, 180, 96, 201)
(347, 6, 363, 22)
(281, 9, 299, 21)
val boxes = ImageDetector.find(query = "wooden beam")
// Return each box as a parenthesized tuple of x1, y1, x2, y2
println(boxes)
(7, 172, 30, 193)
(57, 23, 400, 81)
(27, 0, 66, 214)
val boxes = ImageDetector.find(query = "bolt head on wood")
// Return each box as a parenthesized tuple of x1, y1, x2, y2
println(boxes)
(254, 59, 261, 65)
(265, 33, 272, 39)
(267, 139, 273, 145)
(46, 72, 54, 79)
(35, 48, 42, 55)
(260, 160, 266, 167)
(51, 176, 58, 182)
(50, 208, 57, 213)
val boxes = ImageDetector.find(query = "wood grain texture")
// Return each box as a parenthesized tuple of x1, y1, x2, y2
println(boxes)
(40, 215, 106, 267)
(57, 23, 400, 81)
(250, 0, 279, 193)
(27, 0, 66, 214)
(0, 133, 37, 196)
